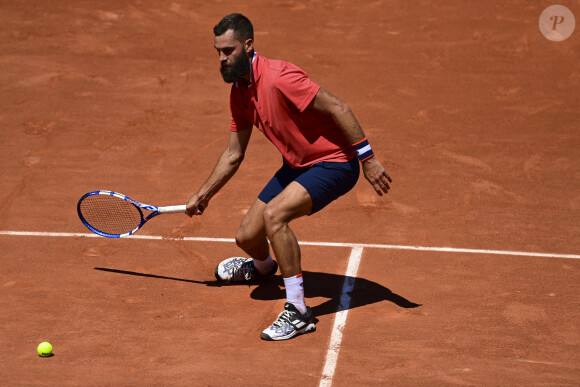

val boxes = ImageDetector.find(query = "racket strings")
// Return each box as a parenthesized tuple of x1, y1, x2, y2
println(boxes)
(79, 195, 144, 235)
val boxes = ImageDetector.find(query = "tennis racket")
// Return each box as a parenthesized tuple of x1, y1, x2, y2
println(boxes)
(77, 190, 200, 238)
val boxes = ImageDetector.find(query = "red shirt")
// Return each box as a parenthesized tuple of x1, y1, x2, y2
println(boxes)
(230, 54, 355, 168)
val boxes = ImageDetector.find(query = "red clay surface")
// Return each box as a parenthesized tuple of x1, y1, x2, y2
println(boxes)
(1, 0, 579, 385)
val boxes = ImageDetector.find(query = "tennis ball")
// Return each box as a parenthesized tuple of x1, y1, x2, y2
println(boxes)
(37, 341, 53, 357)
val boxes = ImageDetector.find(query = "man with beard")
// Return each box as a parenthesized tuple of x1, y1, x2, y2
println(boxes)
(186, 13, 391, 341)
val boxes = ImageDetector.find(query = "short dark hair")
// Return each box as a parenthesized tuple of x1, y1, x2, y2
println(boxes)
(213, 13, 254, 42)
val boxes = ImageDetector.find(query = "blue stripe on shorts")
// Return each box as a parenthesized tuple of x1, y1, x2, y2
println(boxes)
(258, 157, 360, 214)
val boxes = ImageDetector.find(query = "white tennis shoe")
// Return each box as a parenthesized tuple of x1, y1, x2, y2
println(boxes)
(260, 302, 316, 341)
(215, 257, 278, 282)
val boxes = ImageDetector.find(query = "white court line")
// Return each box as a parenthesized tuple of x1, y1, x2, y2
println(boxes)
(319, 246, 363, 387)
(0, 230, 579, 259)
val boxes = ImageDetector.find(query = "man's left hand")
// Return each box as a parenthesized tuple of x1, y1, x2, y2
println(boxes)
(362, 157, 392, 196)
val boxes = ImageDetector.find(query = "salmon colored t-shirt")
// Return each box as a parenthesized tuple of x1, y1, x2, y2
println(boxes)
(229, 54, 356, 168)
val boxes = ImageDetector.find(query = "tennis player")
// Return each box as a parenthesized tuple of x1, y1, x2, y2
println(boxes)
(186, 13, 391, 341)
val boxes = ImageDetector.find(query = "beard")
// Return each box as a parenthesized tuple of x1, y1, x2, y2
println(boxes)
(220, 54, 250, 83)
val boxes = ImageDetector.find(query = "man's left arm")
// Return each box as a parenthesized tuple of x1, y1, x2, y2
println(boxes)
(309, 87, 392, 196)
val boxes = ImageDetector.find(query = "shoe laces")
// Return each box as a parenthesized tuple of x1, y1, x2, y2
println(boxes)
(232, 260, 255, 281)
(272, 309, 294, 328)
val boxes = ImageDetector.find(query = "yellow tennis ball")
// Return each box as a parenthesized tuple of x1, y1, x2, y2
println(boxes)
(37, 342, 53, 357)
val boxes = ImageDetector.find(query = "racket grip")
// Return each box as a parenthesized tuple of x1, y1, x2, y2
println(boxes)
(158, 205, 187, 214)
(157, 204, 204, 214)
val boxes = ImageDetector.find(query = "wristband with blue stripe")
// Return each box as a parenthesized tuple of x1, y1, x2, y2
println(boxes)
(352, 138, 374, 162)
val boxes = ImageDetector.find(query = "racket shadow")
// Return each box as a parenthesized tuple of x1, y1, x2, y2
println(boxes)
(93, 267, 223, 286)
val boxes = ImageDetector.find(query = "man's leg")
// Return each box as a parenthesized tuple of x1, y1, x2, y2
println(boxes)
(259, 182, 316, 341)
(216, 181, 310, 282)
(262, 181, 312, 278)
(235, 198, 270, 261)
(214, 198, 279, 281)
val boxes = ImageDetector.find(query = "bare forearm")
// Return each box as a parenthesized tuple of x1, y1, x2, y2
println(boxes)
(186, 128, 252, 216)
(332, 104, 366, 144)
(196, 147, 243, 201)
(310, 87, 366, 144)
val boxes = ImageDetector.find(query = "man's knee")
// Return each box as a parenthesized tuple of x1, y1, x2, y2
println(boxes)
(235, 225, 256, 249)
(235, 200, 267, 249)
(235, 218, 267, 250)
(263, 203, 284, 238)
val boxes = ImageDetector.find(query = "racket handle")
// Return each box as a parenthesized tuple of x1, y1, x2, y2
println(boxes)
(158, 205, 187, 214)
(157, 204, 204, 214)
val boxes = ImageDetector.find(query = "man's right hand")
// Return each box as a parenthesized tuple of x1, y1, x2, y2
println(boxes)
(185, 194, 207, 217)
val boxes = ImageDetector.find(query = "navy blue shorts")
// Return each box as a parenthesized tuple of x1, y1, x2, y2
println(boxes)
(258, 158, 360, 214)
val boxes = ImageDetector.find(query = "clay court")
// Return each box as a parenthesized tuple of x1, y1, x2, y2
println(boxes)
(1, 0, 579, 385)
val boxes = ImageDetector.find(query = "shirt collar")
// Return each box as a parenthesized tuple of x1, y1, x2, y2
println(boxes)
(250, 51, 257, 83)
(234, 51, 258, 88)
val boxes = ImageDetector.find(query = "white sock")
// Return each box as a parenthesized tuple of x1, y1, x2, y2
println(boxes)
(253, 253, 275, 275)
(284, 274, 306, 314)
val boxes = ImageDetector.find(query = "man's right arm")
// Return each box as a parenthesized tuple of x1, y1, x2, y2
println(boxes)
(185, 127, 253, 216)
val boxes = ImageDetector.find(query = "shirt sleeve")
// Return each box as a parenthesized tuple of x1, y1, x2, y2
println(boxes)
(229, 87, 252, 132)
(275, 65, 321, 112)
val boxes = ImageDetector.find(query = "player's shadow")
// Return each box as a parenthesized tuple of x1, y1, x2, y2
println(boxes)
(250, 271, 421, 317)
(93, 268, 420, 317)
